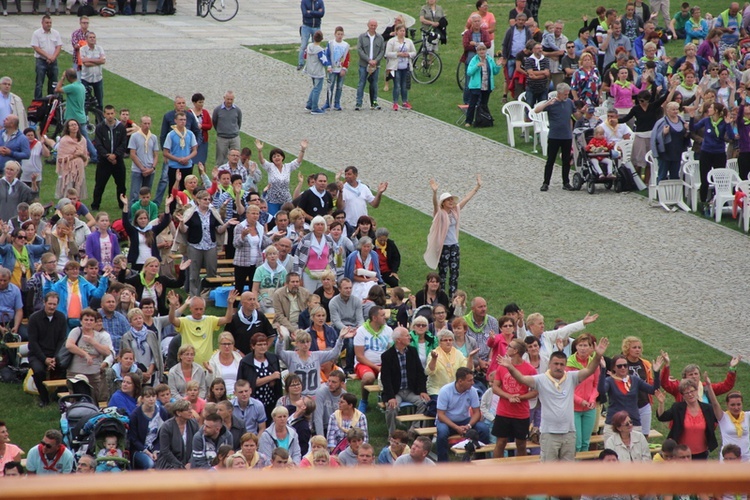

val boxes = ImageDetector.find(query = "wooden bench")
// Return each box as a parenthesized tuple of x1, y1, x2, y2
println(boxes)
(43, 379, 68, 389)
(205, 276, 235, 285)
(5, 342, 27, 349)
(396, 413, 435, 423)
(473, 445, 663, 465)
(200, 267, 235, 275)
(363, 385, 381, 393)
(456, 429, 663, 456)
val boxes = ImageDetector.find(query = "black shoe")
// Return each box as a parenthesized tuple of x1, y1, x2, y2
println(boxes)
(38, 400, 49, 408)
(562, 183, 574, 191)
(540, 183, 549, 192)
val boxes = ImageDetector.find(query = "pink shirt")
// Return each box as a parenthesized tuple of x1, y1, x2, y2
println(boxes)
(307, 245, 329, 272)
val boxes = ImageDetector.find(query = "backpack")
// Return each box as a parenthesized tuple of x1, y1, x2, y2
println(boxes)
(77, 3, 96, 16)
(618, 165, 638, 192)
(473, 104, 494, 128)
(99, 1, 117, 16)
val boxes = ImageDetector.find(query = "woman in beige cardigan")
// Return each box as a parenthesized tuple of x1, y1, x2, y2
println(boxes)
(423, 175, 482, 297)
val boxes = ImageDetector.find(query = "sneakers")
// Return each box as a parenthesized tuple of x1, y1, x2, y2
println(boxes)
(296, 64, 304, 71)
(322, 103, 330, 111)
(540, 183, 549, 192)
(371, 101, 381, 110)
(402, 102, 412, 110)
(304, 106, 311, 112)
(358, 400, 368, 413)
(562, 183, 575, 191)
(393, 103, 399, 111)
(354, 104, 362, 111)
(334, 106, 343, 111)
(310, 109, 325, 115)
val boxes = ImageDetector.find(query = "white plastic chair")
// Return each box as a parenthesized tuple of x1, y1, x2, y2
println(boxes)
(594, 105, 608, 119)
(681, 160, 701, 212)
(657, 180, 691, 212)
(727, 158, 739, 176)
(529, 110, 549, 155)
(681, 150, 694, 164)
(736, 180, 750, 232)
(618, 139, 634, 165)
(548, 90, 558, 100)
(517, 93, 527, 103)
(707, 168, 741, 222)
(644, 150, 657, 202)
(502, 101, 533, 148)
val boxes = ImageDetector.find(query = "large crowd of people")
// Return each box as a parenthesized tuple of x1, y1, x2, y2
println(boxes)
(0, 2, 747, 493)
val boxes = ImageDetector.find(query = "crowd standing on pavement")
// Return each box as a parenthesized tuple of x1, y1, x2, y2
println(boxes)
(0, 1, 747, 489)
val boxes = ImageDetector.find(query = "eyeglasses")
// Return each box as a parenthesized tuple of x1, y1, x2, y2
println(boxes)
(501, 324, 515, 329)
(414, 324, 428, 328)
(710, 68, 719, 72)
(439, 338, 454, 342)
(682, 389, 697, 395)
(220, 342, 233, 346)
(623, 420, 633, 426)
(615, 364, 628, 368)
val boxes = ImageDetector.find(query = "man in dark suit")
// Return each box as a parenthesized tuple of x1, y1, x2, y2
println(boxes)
(27, 292, 68, 407)
(380, 327, 429, 434)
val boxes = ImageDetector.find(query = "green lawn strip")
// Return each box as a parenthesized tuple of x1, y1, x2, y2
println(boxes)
(1, 44, 746, 458)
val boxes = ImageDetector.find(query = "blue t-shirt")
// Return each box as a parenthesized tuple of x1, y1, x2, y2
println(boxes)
(436, 381, 479, 423)
(163, 128, 197, 169)
(25, 444, 75, 474)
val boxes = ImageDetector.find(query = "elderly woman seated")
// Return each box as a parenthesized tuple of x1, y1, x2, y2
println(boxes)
(168, 344, 207, 399)
(259, 406, 302, 464)
(425, 329, 476, 397)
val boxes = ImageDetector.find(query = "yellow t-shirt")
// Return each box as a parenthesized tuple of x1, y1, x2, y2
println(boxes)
(177, 315, 220, 365)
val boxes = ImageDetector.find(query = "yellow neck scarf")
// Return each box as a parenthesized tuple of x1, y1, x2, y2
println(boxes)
(374, 239, 387, 258)
(726, 411, 744, 437)
(171, 125, 187, 148)
(545, 370, 567, 391)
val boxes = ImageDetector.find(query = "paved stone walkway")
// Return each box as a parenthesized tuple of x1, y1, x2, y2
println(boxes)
(2, 6, 747, 359)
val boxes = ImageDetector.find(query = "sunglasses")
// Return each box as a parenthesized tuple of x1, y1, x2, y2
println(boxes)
(40, 441, 53, 449)
(615, 364, 628, 368)
(414, 323, 428, 327)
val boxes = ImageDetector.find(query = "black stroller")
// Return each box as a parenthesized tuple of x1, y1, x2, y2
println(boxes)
(59, 394, 100, 456)
(571, 127, 626, 194)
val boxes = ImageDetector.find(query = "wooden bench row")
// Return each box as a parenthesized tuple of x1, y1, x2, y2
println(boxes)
(473, 445, 663, 465)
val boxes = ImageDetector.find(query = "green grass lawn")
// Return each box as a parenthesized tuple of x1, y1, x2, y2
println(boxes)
(2, 34, 747, 460)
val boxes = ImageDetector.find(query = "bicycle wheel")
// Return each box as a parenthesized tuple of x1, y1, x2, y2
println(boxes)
(209, 0, 238, 22)
(198, 0, 209, 17)
(456, 60, 466, 91)
(411, 51, 442, 84)
(84, 107, 104, 140)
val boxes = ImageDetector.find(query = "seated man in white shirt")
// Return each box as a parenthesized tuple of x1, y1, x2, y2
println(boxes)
(602, 109, 633, 148)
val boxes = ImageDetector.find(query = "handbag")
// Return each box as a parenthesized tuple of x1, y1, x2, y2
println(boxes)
(56, 329, 82, 371)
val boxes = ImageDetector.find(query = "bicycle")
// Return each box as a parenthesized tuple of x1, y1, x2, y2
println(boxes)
(456, 60, 466, 91)
(27, 86, 104, 141)
(198, 0, 238, 22)
(409, 28, 443, 85)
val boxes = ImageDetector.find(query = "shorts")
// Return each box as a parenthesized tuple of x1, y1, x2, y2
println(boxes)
(492, 415, 530, 440)
(355, 363, 379, 379)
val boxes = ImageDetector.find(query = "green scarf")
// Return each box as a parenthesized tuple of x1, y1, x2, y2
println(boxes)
(139, 271, 158, 289)
(711, 117, 723, 138)
(566, 352, 595, 370)
(615, 79, 631, 89)
(681, 82, 696, 91)
(12, 245, 30, 273)
(464, 312, 487, 334)
(363, 319, 385, 338)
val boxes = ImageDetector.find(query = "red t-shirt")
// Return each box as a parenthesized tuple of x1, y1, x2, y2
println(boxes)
(494, 361, 537, 419)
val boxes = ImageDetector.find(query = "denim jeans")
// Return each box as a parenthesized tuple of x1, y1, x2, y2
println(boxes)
(132, 451, 155, 470)
(306, 77, 324, 111)
(35, 58, 58, 99)
(129, 170, 155, 206)
(392, 68, 409, 104)
(657, 158, 681, 181)
(153, 162, 170, 207)
(436, 417, 490, 462)
(299, 25, 318, 67)
(525, 87, 548, 113)
(356, 65, 379, 107)
(325, 71, 346, 108)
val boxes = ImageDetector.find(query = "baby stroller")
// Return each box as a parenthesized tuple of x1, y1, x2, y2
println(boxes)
(90, 417, 130, 472)
(59, 394, 100, 456)
(571, 127, 625, 194)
